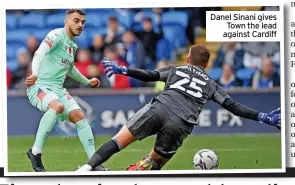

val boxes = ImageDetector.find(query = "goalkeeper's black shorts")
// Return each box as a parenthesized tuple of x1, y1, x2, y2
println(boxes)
(126, 98, 194, 159)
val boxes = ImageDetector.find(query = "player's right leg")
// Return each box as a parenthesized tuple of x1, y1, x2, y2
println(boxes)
(26, 86, 64, 172)
(77, 99, 162, 171)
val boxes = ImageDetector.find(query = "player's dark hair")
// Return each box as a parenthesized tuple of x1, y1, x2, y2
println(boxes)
(66, 9, 86, 16)
(189, 44, 210, 68)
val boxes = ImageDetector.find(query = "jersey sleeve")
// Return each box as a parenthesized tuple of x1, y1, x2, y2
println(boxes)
(32, 42, 51, 77)
(125, 66, 173, 82)
(42, 29, 62, 50)
(68, 63, 90, 86)
(211, 81, 259, 121)
(155, 65, 174, 82)
(211, 81, 231, 105)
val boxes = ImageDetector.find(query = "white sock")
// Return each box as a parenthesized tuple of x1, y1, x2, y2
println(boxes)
(76, 164, 92, 172)
(32, 146, 42, 156)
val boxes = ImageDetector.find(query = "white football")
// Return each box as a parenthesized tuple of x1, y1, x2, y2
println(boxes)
(193, 149, 219, 170)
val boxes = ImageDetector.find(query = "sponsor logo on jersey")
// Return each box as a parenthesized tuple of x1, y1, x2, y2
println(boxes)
(61, 58, 72, 67)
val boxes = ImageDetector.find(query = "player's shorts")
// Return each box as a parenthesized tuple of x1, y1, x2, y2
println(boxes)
(27, 84, 80, 121)
(126, 98, 194, 159)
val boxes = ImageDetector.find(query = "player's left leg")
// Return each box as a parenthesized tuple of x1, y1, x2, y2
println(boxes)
(77, 99, 163, 172)
(67, 109, 109, 171)
(69, 110, 95, 159)
(59, 92, 96, 160)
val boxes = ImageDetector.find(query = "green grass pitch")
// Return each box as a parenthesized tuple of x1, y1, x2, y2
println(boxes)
(8, 134, 281, 172)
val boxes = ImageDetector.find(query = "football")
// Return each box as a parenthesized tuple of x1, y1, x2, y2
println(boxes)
(193, 149, 219, 170)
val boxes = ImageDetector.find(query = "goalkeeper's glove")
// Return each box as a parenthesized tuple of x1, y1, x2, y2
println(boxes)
(258, 111, 281, 130)
(267, 107, 281, 117)
(102, 57, 128, 78)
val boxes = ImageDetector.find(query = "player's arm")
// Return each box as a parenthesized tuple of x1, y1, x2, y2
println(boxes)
(31, 42, 51, 77)
(211, 81, 281, 129)
(68, 64, 90, 85)
(102, 58, 171, 82)
(30, 30, 61, 78)
(26, 34, 56, 87)
(67, 64, 100, 88)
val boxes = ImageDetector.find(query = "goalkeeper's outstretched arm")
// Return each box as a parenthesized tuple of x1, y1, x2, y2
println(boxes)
(211, 81, 280, 128)
(124, 68, 167, 82)
(211, 81, 262, 121)
(102, 58, 172, 82)
(221, 98, 259, 121)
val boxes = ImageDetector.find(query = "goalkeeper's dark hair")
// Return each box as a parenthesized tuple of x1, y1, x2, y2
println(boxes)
(66, 9, 86, 16)
(189, 44, 210, 68)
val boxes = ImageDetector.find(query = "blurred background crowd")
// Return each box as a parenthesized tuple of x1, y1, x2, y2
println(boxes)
(6, 6, 280, 91)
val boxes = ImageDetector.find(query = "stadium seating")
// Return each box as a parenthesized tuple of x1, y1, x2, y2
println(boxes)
(131, 23, 160, 33)
(19, 13, 45, 29)
(6, 14, 18, 30)
(161, 11, 188, 28)
(88, 27, 108, 40)
(6, 60, 19, 72)
(56, 9, 68, 13)
(156, 39, 172, 61)
(6, 7, 281, 91)
(7, 29, 30, 45)
(132, 11, 160, 32)
(222, 6, 262, 11)
(46, 13, 66, 28)
(117, 13, 133, 29)
(133, 11, 158, 24)
(32, 29, 50, 43)
(84, 8, 115, 14)
(236, 68, 257, 87)
(6, 45, 16, 60)
(6, 9, 191, 64)
(162, 25, 187, 50)
(84, 13, 103, 28)
(74, 31, 89, 49)
(207, 68, 222, 81)
(6, 42, 25, 52)
(98, 12, 118, 27)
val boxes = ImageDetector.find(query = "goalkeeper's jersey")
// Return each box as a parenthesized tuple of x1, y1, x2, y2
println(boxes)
(154, 65, 231, 125)
(35, 28, 78, 88)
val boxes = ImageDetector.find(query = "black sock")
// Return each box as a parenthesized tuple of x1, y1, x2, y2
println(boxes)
(88, 139, 121, 168)
(150, 159, 164, 170)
